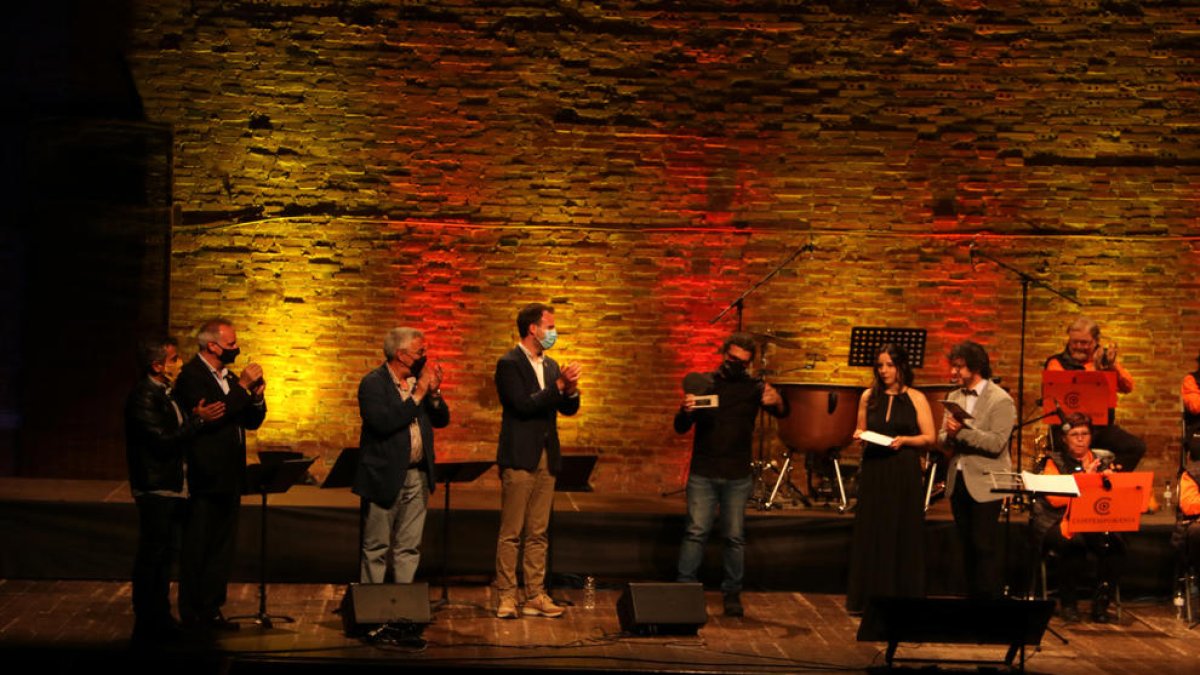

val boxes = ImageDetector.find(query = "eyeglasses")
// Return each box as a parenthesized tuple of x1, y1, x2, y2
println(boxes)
(725, 356, 752, 368)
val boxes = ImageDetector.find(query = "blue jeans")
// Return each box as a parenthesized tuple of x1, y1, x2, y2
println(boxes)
(676, 473, 753, 593)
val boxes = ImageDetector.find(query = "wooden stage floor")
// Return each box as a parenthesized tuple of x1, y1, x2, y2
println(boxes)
(3, 580, 1200, 674)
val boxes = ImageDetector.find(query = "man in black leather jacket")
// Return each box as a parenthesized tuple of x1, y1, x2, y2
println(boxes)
(125, 335, 223, 641)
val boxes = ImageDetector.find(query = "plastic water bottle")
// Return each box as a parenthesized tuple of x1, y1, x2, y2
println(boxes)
(1175, 588, 1186, 620)
(1163, 481, 1174, 513)
(583, 576, 596, 610)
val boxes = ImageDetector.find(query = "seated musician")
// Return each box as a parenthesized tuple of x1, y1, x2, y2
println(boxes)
(1172, 445, 1200, 572)
(1181, 352, 1200, 457)
(1044, 317, 1145, 471)
(1030, 412, 1124, 623)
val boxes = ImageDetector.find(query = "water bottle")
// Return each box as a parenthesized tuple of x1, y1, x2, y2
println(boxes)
(1163, 481, 1174, 513)
(583, 575, 596, 610)
(1175, 588, 1186, 620)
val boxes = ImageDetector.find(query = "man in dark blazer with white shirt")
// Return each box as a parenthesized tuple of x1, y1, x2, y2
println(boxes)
(492, 303, 581, 620)
(171, 318, 267, 631)
(352, 327, 449, 583)
(938, 340, 1015, 599)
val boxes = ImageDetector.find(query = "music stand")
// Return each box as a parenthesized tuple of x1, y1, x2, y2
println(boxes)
(430, 460, 494, 610)
(1042, 370, 1116, 426)
(848, 327, 928, 368)
(321, 447, 360, 490)
(548, 454, 598, 605)
(1065, 472, 1151, 535)
(231, 456, 315, 629)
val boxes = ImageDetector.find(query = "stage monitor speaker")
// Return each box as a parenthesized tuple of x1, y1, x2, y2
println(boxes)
(857, 597, 1055, 668)
(340, 582, 431, 637)
(616, 582, 707, 636)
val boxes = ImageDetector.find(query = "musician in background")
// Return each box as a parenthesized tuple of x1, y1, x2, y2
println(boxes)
(1044, 317, 1145, 471)
(939, 341, 1015, 599)
(1172, 443, 1200, 574)
(1030, 412, 1124, 623)
(1180, 351, 1200, 458)
(674, 332, 789, 618)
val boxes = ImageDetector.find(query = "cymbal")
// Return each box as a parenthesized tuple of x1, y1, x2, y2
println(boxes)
(746, 332, 804, 349)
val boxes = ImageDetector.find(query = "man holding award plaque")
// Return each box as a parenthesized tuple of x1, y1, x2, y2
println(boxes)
(674, 332, 789, 617)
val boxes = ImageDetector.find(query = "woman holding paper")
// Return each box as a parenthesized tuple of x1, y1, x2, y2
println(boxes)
(1031, 412, 1124, 623)
(846, 343, 937, 614)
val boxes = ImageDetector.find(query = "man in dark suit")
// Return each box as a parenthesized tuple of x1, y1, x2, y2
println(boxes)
(171, 318, 267, 631)
(352, 327, 449, 583)
(493, 303, 581, 620)
(125, 335, 224, 641)
(939, 340, 1015, 599)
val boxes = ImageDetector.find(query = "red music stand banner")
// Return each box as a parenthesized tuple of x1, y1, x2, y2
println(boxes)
(1062, 472, 1152, 536)
(1042, 370, 1117, 426)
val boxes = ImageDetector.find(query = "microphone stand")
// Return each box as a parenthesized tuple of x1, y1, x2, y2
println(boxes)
(709, 241, 814, 330)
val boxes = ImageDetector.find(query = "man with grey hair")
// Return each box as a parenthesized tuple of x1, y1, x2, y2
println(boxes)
(1044, 316, 1146, 471)
(352, 327, 449, 583)
(172, 317, 267, 631)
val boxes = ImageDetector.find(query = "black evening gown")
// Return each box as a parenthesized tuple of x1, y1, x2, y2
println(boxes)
(846, 390, 926, 613)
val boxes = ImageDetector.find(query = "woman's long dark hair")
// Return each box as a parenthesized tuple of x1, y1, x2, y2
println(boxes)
(868, 343, 915, 409)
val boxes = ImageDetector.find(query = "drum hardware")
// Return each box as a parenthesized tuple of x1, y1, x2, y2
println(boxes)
(762, 449, 810, 510)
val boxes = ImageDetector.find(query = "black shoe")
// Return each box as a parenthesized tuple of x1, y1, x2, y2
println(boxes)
(723, 592, 744, 617)
(184, 611, 241, 633)
(1092, 584, 1113, 623)
(207, 611, 241, 632)
(132, 616, 185, 643)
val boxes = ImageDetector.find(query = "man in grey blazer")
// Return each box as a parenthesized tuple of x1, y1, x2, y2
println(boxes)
(939, 341, 1015, 598)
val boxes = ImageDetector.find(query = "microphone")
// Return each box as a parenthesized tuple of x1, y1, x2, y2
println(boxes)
(1052, 398, 1067, 426)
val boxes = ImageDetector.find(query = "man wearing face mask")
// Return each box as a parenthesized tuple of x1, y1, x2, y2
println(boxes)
(172, 318, 268, 632)
(125, 335, 225, 641)
(674, 332, 788, 617)
(352, 327, 449, 583)
(493, 303, 581, 620)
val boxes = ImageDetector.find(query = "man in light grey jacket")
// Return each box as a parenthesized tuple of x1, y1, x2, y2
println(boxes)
(939, 341, 1015, 599)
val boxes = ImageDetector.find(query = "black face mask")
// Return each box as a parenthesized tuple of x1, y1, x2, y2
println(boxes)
(720, 360, 748, 380)
(217, 346, 240, 365)
(408, 355, 427, 377)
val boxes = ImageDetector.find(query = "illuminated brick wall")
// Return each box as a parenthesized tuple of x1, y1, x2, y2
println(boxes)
(127, 1, 1200, 492)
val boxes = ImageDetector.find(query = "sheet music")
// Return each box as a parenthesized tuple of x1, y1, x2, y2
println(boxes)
(858, 430, 895, 447)
(1021, 471, 1080, 496)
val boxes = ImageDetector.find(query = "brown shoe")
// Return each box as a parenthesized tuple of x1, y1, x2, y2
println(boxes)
(496, 596, 519, 619)
(521, 593, 565, 618)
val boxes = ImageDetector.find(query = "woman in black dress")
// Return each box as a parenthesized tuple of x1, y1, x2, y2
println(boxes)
(846, 343, 937, 613)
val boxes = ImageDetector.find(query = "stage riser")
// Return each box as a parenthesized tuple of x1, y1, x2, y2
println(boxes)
(0, 501, 1177, 596)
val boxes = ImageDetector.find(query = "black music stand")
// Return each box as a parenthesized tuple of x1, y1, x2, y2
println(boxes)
(430, 460, 494, 610)
(321, 447, 360, 490)
(848, 326, 927, 368)
(231, 456, 315, 629)
(548, 455, 598, 604)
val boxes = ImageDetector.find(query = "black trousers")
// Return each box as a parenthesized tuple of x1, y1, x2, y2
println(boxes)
(132, 494, 186, 622)
(951, 473, 1004, 598)
(1092, 424, 1147, 472)
(1045, 529, 1124, 607)
(179, 491, 240, 621)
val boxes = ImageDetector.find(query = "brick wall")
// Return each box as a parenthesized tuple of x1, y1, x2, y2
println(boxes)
(123, 0, 1200, 492)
